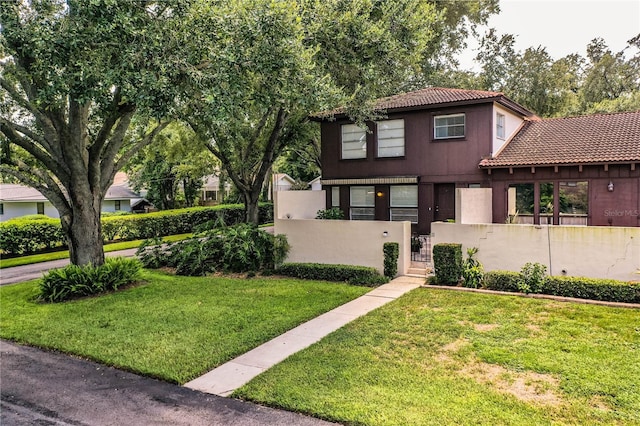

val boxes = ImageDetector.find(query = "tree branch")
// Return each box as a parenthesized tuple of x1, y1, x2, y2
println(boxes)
(0, 76, 60, 147)
(0, 121, 71, 183)
(252, 107, 288, 193)
(0, 117, 49, 149)
(0, 162, 71, 216)
(243, 106, 276, 163)
(109, 120, 170, 193)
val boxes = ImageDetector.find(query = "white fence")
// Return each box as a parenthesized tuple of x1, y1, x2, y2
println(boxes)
(432, 222, 640, 282)
(274, 191, 411, 276)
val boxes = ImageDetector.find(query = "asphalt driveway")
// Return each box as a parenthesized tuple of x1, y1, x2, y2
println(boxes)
(0, 340, 335, 426)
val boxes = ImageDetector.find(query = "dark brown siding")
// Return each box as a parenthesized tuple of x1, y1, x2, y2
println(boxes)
(321, 103, 494, 183)
(488, 164, 640, 227)
(320, 103, 497, 233)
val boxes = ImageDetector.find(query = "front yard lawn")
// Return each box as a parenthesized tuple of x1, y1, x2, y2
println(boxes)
(0, 271, 369, 383)
(236, 288, 640, 426)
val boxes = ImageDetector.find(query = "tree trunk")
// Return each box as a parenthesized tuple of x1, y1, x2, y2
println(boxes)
(61, 194, 105, 267)
(244, 190, 261, 225)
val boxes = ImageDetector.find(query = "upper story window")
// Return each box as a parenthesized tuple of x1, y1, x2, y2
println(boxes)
(434, 113, 465, 139)
(341, 124, 367, 159)
(377, 119, 405, 157)
(496, 113, 505, 139)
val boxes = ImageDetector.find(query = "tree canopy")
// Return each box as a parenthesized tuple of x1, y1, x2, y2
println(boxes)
(182, 0, 498, 223)
(0, 0, 194, 265)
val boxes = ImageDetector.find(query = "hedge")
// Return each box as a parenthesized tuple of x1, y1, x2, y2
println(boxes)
(433, 243, 463, 285)
(0, 203, 273, 255)
(277, 263, 388, 287)
(0, 218, 66, 255)
(383, 242, 399, 278)
(541, 276, 640, 304)
(483, 270, 522, 292)
(482, 270, 640, 304)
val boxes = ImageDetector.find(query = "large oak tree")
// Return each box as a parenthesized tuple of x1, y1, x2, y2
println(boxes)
(184, 0, 489, 224)
(0, 0, 193, 266)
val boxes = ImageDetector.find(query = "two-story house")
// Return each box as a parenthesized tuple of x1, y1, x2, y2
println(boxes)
(316, 87, 640, 233)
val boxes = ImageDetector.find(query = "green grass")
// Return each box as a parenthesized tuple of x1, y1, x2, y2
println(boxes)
(0, 271, 369, 383)
(236, 288, 640, 426)
(0, 234, 192, 269)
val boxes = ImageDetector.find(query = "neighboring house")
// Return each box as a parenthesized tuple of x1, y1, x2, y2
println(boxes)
(309, 176, 322, 191)
(315, 87, 640, 233)
(200, 174, 232, 206)
(0, 183, 143, 221)
(268, 173, 297, 200)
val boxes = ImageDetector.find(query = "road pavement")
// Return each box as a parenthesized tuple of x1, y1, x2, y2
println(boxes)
(0, 340, 335, 426)
(0, 249, 138, 286)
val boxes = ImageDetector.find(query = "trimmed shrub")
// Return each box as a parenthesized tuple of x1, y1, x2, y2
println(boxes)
(0, 218, 66, 255)
(278, 263, 388, 286)
(482, 270, 639, 303)
(542, 276, 640, 303)
(39, 257, 142, 303)
(383, 242, 399, 278)
(0, 203, 273, 255)
(101, 203, 273, 241)
(483, 270, 522, 292)
(137, 223, 287, 276)
(433, 243, 462, 286)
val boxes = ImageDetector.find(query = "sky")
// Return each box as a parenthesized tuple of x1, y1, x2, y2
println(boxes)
(457, 0, 640, 70)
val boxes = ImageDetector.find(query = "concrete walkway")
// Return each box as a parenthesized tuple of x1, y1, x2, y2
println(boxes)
(185, 276, 424, 396)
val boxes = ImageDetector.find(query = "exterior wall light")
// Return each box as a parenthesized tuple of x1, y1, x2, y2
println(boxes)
(376, 191, 384, 197)
(607, 181, 614, 192)
(382, 231, 388, 237)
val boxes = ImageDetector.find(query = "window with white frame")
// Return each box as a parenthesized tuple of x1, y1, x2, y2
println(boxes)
(377, 119, 405, 157)
(496, 113, 505, 139)
(341, 124, 367, 159)
(434, 113, 465, 139)
(350, 186, 375, 220)
(115, 200, 121, 211)
(390, 185, 418, 223)
(331, 187, 340, 207)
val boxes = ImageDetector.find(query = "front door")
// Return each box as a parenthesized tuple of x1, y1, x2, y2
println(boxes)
(434, 183, 455, 222)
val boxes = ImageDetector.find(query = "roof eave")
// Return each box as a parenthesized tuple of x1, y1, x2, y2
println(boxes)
(480, 160, 640, 169)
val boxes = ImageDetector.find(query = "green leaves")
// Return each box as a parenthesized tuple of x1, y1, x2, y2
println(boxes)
(39, 257, 142, 303)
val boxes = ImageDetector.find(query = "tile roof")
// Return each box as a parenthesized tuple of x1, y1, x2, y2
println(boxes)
(315, 87, 535, 118)
(480, 110, 640, 168)
(372, 87, 504, 110)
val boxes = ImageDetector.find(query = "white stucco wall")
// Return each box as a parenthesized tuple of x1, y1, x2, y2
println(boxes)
(275, 218, 411, 276)
(455, 188, 492, 224)
(274, 190, 411, 276)
(431, 222, 640, 282)
(492, 104, 525, 157)
(275, 190, 326, 220)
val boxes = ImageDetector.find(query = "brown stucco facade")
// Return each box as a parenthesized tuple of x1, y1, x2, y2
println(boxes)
(318, 87, 640, 234)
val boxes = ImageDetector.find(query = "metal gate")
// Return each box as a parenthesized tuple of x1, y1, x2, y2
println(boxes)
(410, 235, 431, 263)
